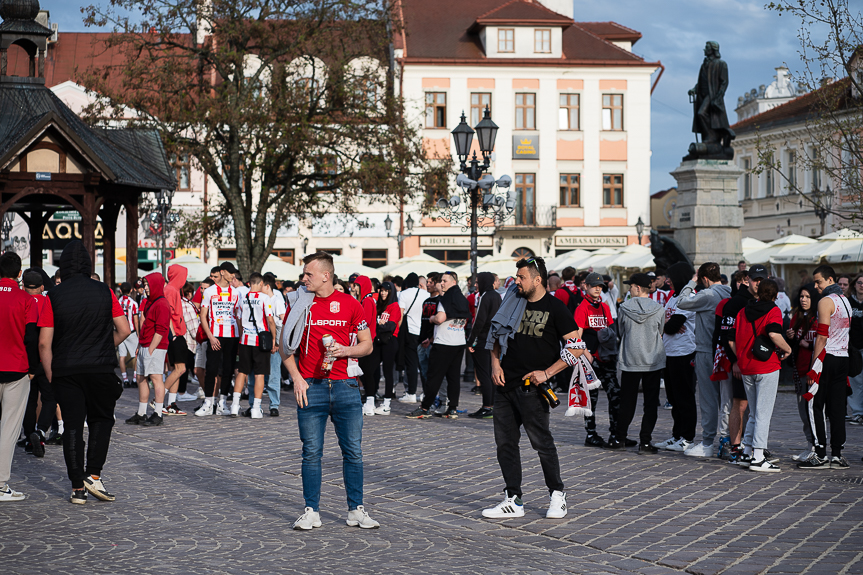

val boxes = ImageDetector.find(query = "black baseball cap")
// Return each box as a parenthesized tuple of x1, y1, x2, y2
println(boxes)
(219, 261, 238, 274)
(22, 270, 43, 289)
(585, 272, 605, 287)
(349, 273, 359, 283)
(748, 264, 769, 280)
(623, 273, 652, 289)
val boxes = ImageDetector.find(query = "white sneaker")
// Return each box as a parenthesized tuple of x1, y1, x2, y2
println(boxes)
(652, 437, 677, 450)
(749, 458, 781, 473)
(793, 447, 815, 462)
(215, 403, 225, 416)
(194, 403, 214, 417)
(250, 407, 263, 419)
(346, 505, 380, 529)
(482, 492, 525, 518)
(177, 392, 197, 402)
(398, 393, 418, 404)
(546, 490, 567, 518)
(0, 484, 25, 502)
(374, 405, 391, 415)
(196, 388, 206, 399)
(684, 442, 712, 457)
(292, 507, 322, 530)
(229, 403, 240, 417)
(362, 402, 375, 416)
(667, 438, 692, 452)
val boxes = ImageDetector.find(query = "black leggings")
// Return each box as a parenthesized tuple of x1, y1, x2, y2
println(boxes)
(664, 353, 697, 441)
(23, 373, 55, 436)
(367, 337, 399, 399)
(618, 370, 662, 445)
(473, 346, 494, 407)
(421, 344, 465, 411)
(204, 337, 238, 397)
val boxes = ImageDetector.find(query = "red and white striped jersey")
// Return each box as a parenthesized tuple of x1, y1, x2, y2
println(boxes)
(118, 294, 139, 332)
(238, 291, 272, 346)
(203, 284, 240, 338)
(650, 289, 670, 306)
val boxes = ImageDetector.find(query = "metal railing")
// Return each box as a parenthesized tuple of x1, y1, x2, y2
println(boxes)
(497, 204, 557, 229)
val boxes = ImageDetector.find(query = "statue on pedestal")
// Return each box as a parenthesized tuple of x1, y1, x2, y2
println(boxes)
(684, 41, 735, 161)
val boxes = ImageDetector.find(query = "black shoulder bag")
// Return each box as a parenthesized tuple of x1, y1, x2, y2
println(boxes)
(247, 293, 273, 353)
(748, 315, 776, 362)
(838, 297, 863, 378)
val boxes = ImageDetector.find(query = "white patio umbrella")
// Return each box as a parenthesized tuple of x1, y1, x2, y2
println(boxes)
(329, 254, 384, 280)
(576, 248, 625, 274)
(260, 254, 304, 280)
(547, 249, 594, 271)
(824, 229, 863, 264)
(378, 253, 457, 276)
(745, 234, 817, 264)
(605, 244, 654, 271)
(167, 254, 212, 282)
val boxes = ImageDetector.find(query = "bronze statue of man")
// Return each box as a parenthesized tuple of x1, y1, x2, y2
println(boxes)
(688, 41, 735, 151)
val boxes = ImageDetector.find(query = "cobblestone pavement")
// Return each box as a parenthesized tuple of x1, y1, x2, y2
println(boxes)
(2, 382, 863, 575)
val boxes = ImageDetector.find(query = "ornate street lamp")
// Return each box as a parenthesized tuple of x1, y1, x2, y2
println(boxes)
(635, 216, 645, 245)
(812, 185, 832, 236)
(437, 107, 512, 285)
(383, 213, 393, 237)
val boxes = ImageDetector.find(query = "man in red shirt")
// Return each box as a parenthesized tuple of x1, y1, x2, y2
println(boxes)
(281, 252, 377, 530)
(21, 271, 55, 459)
(0, 252, 38, 501)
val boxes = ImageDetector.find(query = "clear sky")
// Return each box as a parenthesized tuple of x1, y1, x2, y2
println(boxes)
(45, 0, 815, 193)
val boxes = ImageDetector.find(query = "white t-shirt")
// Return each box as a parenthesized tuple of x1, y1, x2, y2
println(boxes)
(267, 291, 287, 340)
(202, 284, 240, 338)
(234, 284, 250, 300)
(398, 287, 429, 336)
(433, 302, 466, 346)
(663, 294, 697, 356)
(238, 291, 272, 346)
(601, 290, 618, 320)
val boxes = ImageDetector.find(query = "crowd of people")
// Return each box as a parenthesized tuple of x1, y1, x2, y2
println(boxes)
(1, 240, 862, 523)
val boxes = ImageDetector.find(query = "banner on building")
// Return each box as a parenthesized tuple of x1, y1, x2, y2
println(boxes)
(555, 236, 627, 248)
(419, 236, 493, 248)
(512, 135, 539, 159)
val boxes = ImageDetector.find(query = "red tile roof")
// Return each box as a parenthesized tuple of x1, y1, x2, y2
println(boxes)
(398, 0, 656, 67)
(474, 0, 573, 27)
(731, 77, 852, 133)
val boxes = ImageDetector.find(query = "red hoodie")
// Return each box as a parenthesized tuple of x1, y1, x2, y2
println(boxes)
(165, 264, 188, 336)
(355, 275, 377, 340)
(139, 272, 171, 350)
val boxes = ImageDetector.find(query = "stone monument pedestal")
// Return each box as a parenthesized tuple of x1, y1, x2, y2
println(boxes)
(670, 159, 744, 270)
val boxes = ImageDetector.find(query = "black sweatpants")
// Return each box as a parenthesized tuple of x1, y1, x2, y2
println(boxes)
(204, 337, 238, 397)
(420, 344, 464, 411)
(52, 372, 122, 489)
(402, 332, 420, 395)
(178, 349, 195, 394)
(473, 346, 494, 407)
(368, 337, 399, 399)
(494, 385, 563, 498)
(584, 358, 621, 438)
(23, 372, 55, 437)
(665, 353, 697, 441)
(810, 354, 849, 457)
(618, 370, 662, 445)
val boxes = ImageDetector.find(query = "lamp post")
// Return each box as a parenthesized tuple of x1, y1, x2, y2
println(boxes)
(149, 189, 176, 277)
(445, 107, 511, 286)
(635, 216, 645, 245)
(813, 185, 832, 236)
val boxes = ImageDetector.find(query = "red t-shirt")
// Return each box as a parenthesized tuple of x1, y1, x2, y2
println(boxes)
(290, 290, 368, 380)
(732, 306, 784, 375)
(0, 278, 36, 374)
(574, 297, 613, 355)
(467, 292, 478, 322)
(379, 302, 402, 338)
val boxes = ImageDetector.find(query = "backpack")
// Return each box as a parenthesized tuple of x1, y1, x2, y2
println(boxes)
(563, 286, 581, 315)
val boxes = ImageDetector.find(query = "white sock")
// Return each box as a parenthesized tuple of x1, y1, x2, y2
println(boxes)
(122, 373, 129, 382)
(253, 398, 261, 409)
(138, 402, 148, 416)
(753, 448, 764, 461)
(743, 445, 752, 456)
(365, 396, 374, 406)
(57, 420, 64, 435)
(233, 392, 241, 405)
(168, 393, 177, 404)
(219, 394, 227, 406)
(383, 398, 391, 408)
(205, 397, 214, 406)
(154, 402, 164, 416)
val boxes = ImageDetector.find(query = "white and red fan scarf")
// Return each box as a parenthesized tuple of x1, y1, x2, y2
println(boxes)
(711, 344, 731, 382)
(804, 323, 830, 400)
(561, 339, 601, 417)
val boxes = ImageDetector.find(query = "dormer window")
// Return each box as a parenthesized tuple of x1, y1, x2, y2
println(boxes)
(534, 29, 551, 53)
(498, 29, 514, 53)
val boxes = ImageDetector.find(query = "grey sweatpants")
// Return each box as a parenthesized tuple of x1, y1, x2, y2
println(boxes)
(0, 375, 30, 485)
(742, 371, 780, 450)
(695, 350, 732, 445)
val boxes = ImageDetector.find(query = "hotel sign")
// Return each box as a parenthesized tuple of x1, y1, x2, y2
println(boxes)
(420, 236, 493, 248)
(512, 135, 539, 159)
(555, 236, 627, 248)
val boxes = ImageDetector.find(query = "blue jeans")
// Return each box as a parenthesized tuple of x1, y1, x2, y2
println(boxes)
(296, 378, 364, 511)
(266, 351, 281, 409)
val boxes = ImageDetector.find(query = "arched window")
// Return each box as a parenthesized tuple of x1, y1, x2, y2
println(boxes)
(511, 247, 534, 259)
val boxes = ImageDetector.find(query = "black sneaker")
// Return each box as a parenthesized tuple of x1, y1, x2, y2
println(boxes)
(242, 407, 253, 418)
(141, 413, 163, 427)
(736, 454, 752, 468)
(125, 413, 147, 425)
(468, 407, 493, 419)
(624, 438, 638, 447)
(471, 385, 481, 395)
(29, 432, 45, 458)
(270, 408, 280, 417)
(797, 455, 830, 470)
(240, 392, 249, 401)
(406, 407, 433, 419)
(584, 434, 607, 448)
(70, 489, 87, 505)
(830, 456, 850, 470)
(605, 436, 623, 449)
(439, 408, 459, 419)
(23, 441, 33, 454)
(47, 432, 63, 445)
(763, 449, 779, 464)
(638, 443, 658, 454)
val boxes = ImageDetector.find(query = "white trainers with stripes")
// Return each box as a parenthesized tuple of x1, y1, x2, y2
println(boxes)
(546, 490, 567, 518)
(482, 492, 525, 518)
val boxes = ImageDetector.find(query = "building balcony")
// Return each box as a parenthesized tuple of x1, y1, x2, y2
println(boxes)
(497, 205, 558, 230)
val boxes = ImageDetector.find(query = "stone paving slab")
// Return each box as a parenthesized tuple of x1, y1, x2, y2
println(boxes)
(1, 384, 862, 574)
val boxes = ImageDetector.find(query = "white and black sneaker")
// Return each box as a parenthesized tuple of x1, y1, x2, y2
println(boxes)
(749, 458, 780, 473)
(83, 476, 116, 501)
(546, 490, 567, 518)
(481, 492, 525, 519)
(830, 456, 850, 470)
(797, 454, 830, 470)
(0, 484, 25, 502)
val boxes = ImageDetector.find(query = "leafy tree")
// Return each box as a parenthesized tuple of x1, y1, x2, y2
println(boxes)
(80, 0, 449, 275)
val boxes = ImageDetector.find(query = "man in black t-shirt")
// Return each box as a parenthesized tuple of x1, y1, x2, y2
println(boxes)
(483, 257, 580, 521)
(417, 272, 441, 400)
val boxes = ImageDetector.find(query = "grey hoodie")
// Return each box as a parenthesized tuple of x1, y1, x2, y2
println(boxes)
(676, 280, 732, 353)
(618, 297, 666, 372)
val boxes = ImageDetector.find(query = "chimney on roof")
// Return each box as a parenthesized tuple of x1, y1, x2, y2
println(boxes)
(535, 0, 573, 19)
